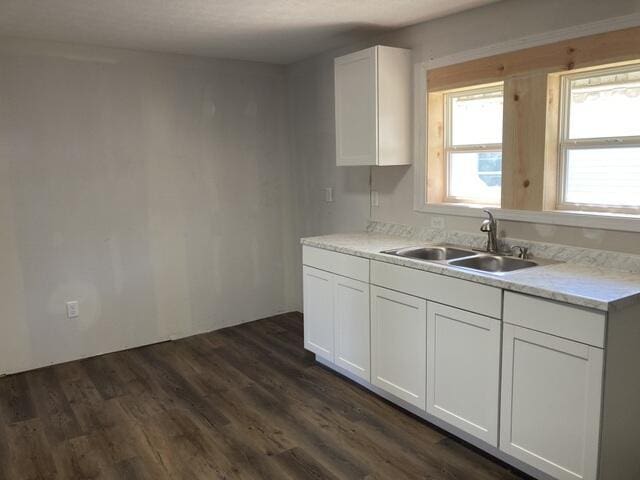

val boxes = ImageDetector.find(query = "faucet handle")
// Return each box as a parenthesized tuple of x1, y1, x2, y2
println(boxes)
(511, 245, 529, 259)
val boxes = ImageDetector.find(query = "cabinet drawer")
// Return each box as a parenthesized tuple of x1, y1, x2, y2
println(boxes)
(371, 260, 501, 319)
(503, 292, 606, 348)
(303, 246, 369, 282)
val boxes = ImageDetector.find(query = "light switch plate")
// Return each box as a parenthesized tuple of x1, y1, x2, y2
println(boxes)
(324, 187, 334, 203)
(66, 301, 79, 319)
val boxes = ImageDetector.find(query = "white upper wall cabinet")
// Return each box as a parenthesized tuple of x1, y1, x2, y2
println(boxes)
(334, 46, 412, 166)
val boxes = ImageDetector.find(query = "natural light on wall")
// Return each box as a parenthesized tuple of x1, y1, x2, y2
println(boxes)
(559, 65, 640, 212)
(445, 84, 503, 205)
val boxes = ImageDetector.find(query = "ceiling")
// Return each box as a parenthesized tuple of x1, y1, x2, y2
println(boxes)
(0, 0, 499, 64)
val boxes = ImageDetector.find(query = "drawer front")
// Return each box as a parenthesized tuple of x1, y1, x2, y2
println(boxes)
(503, 292, 606, 348)
(371, 260, 502, 319)
(302, 246, 369, 282)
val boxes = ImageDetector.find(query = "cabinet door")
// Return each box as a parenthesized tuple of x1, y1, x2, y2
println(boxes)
(426, 302, 500, 446)
(371, 286, 426, 409)
(303, 266, 334, 361)
(334, 47, 377, 166)
(334, 276, 370, 381)
(500, 324, 603, 480)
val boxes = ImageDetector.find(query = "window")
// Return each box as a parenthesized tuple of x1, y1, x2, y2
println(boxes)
(558, 64, 640, 212)
(444, 84, 503, 205)
(423, 26, 640, 227)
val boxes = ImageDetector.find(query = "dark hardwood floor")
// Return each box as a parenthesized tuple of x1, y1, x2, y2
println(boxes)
(0, 312, 529, 480)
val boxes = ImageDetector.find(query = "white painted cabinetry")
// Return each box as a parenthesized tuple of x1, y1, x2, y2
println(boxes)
(370, 286, 426, 409)
(334, 45, 411, 166)
(303, 266, 334, 361)
(371, 260, 502, 318)
(501, 293, 605, 480)
(302, 245, 640, 480)
(302, 246, 370, 381)
(334, 275, 370, 379)
(426, 302, 501, 446)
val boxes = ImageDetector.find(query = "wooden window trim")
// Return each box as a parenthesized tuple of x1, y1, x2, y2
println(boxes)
(425, 25, 640, 215)
(427, 26, 640, 92)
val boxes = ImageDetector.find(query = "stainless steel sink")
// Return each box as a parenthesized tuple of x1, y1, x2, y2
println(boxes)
(449, 255, 538, 273)
(383, 245, 476, 261)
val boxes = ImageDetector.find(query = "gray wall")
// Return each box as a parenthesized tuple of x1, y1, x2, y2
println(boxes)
(286, 0, 640, 272)
(0, 38, 297, 374)
(3, 0, 640, 373)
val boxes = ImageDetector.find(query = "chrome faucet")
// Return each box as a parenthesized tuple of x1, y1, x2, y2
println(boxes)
(480, 209, 499, 254)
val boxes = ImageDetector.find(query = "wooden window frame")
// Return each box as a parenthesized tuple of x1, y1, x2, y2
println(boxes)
(442, 83, 504, 205)
(556, 63, 640, 214)
(420, 24, 640, 228)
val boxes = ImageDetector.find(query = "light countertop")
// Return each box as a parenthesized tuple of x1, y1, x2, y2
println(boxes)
(301, 232, 640, 312)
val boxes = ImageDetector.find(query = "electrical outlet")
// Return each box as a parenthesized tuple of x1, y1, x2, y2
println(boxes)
(66, 301, 79, 319)
(324, 187, 334, 203)
(370, 190, 379, 207)
(430, 216, 445, 229)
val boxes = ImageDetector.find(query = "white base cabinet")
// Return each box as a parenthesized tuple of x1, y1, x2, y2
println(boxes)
(426, 302, 501, 446)
(303, 266, 335, 361)
(302, 258, 370, 381)
(303, 245, 640, 480)
(500, 324, 603, 480)
(334, 275, 370, 380)
(371, 286, 426, 409)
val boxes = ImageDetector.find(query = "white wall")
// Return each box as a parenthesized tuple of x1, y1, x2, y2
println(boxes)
(286, 0, 640, 263)
(0, 37, 297, 374)
(3, 0, 640, 373)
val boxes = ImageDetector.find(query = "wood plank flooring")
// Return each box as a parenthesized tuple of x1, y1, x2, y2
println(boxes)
(0, 312, 530, 480)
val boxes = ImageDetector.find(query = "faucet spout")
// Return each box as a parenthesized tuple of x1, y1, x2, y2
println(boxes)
(480, 209, 499, 254)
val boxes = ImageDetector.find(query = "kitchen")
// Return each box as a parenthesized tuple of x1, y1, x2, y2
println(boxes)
(1, 1, 640, 479)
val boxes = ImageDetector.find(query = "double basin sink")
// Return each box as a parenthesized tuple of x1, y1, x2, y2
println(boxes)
(381, 245, 539, 275)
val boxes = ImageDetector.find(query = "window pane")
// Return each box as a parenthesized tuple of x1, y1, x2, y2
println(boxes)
(451, 89, 503, 145)
(569, 69, 640, 139)
(564, 148, 640, 206)
(449, 151, 502, 203)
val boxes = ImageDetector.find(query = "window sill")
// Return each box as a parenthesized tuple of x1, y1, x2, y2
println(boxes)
(417, 203, 640, 233)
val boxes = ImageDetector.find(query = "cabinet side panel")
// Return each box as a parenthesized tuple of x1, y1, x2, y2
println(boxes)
(599, 304, 640, 480)
(378, 47, 412, 166)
